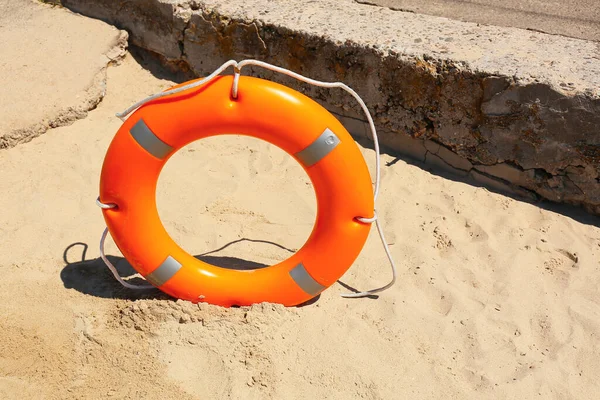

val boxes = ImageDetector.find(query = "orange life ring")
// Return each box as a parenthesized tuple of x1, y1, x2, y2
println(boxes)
(99, 75, 374, 307)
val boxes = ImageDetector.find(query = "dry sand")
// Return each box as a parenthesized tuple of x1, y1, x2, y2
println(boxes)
(1, 2, 600, 399)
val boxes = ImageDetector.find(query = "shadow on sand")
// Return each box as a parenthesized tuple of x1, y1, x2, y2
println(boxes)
(60, 238, 323, 306)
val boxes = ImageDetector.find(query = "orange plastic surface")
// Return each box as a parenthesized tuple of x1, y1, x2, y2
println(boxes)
(99, 76, 374, 306)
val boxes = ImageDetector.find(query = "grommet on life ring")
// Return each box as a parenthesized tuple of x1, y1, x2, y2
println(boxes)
(98, 75, 374, 307)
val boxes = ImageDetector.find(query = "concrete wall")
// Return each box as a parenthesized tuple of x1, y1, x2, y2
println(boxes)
(60, 0, 600, 215)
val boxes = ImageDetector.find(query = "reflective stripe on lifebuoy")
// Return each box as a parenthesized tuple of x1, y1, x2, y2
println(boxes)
(99, 75, 374, 307)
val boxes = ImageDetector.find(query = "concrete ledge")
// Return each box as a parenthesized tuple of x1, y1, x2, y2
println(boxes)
(60, 0, 600, 215)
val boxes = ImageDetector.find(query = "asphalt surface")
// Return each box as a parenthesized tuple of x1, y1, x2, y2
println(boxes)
(357, 0, 600, 41)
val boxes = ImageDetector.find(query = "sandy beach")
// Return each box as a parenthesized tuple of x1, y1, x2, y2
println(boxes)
(1, 1, 600, 399)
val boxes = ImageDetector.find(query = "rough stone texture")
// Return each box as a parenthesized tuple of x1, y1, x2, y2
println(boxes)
(0, 0, 128, 149)
(358, 0, 600, 42)
(59, 0, 600, 215)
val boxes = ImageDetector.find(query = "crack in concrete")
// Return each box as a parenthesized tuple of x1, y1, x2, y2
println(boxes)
(562, 172, 586, 196)
(178, 11, 191, 60)
(251, 22, 267, 51)
(354, 0, 415, 13)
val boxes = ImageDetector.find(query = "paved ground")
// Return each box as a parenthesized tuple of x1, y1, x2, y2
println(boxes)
(358, 0, 600, 41)
(0, 0, 127, 148)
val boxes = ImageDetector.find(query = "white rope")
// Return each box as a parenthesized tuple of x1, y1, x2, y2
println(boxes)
(96, 196, 117, 209)
(99, 227, 155, 290)
(108, 58, 398, 298)
(233, 59, 382, 202)
(231, 66, 241, 99)
(115, 60, 240, 121)
(341, 213, 397, 297)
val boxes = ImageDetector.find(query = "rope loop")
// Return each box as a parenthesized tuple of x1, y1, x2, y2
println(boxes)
(355, 212, 378, 224)
(99, 228, 155, 290)
(231, 65, 241, 99)
(96, 197, 117, 209)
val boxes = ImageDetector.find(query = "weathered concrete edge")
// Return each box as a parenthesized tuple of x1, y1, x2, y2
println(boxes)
(59, 0, 600, 216)
(0, 26, 129, 150)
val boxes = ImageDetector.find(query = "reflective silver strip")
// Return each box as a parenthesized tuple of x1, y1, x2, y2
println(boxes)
(289, 263, 325, 296)
(129, 119, 173, 159)
(145, 255, 182, 287)
(295, 128, 341, 167)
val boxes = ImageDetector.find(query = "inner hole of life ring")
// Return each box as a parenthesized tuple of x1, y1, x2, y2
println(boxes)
(156, 134, 317, 271)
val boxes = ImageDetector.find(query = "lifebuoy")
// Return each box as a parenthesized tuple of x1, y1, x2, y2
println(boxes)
(99, 75, 374, 306)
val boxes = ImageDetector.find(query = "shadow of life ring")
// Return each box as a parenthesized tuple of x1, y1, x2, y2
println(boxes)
(98, 75, 374, 307)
